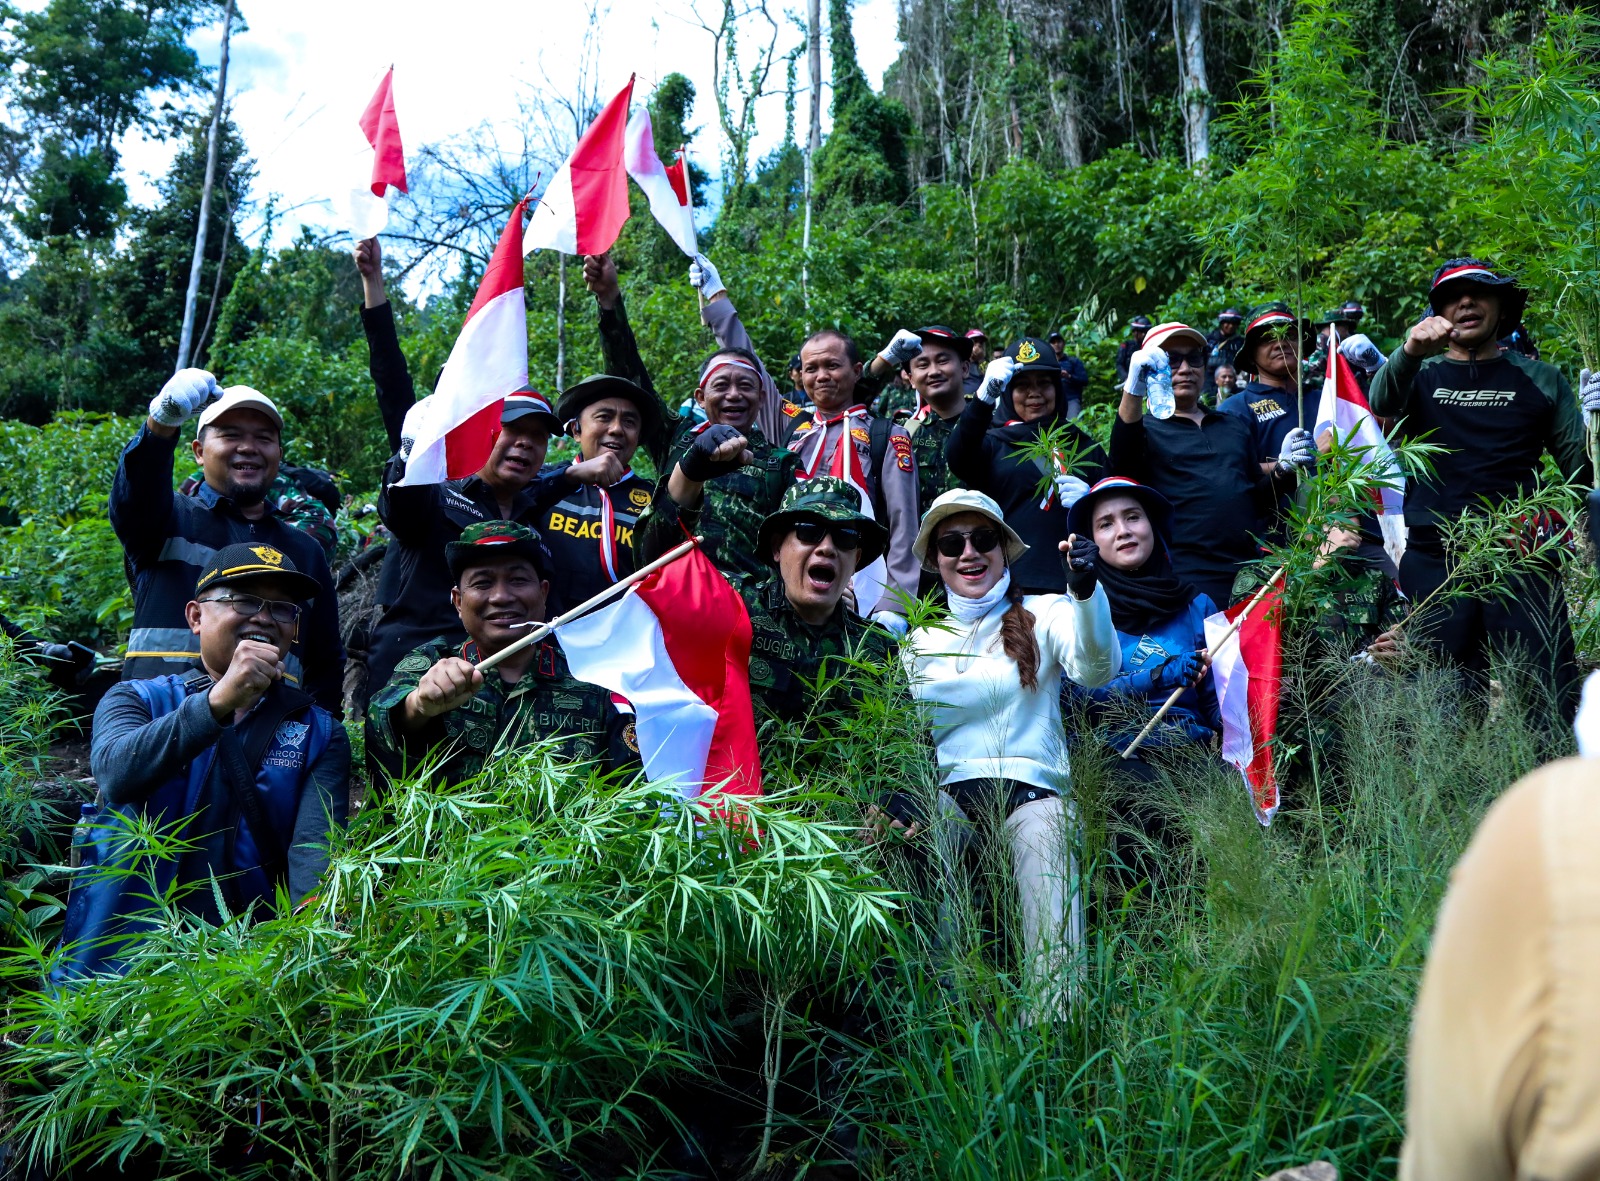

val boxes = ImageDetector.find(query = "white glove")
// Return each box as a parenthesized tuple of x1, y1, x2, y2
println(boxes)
(1582, 367, 1600, 415)
(1337, 333, 1385, 373)
(976, 357, 1016, 406)
(871, 610, 909, 637)
(1123, 345, 1165, 398)
(1276, 426, 1317, 473)
(689, 253, 725, 301)
(149, 368, 222, 427)
(1053, 474, 1091, 508)
(878, 329, 923, 368)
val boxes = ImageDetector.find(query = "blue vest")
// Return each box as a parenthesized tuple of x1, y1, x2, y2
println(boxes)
(53, 675, 334, 982)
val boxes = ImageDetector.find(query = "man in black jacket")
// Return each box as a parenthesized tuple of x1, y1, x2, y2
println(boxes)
(1109, 321, 1307, 606)
(112, 376, 344, 710)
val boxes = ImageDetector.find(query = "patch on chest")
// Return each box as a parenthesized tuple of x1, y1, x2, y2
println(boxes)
(1248, 399, 1286, 421)
(628, 486, 652, 509)
(1129, 635, 1174, 670)
(395, 652, 434, 675)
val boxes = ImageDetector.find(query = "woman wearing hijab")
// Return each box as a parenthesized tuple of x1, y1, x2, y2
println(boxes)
(945, 337, 1108, 594)
(895, 488, 1119, 1018)
(1063, 477, 1221, 890)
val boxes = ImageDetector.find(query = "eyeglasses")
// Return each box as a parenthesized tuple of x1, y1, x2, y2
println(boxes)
(1166, 349, 1206, 371)
(792, 519, 862, 551)
(935, 526, 1002, 558)
(199, 593, 302, 624)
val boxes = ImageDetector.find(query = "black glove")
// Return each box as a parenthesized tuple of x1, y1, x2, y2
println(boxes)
(1149, 650, 1206, 693)
(678, 423, 747, 483)
(1062, 535, 1099, 600)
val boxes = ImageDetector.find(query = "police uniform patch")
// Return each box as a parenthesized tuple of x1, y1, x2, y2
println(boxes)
(850, 427, 871, 445)
(781, 400, 803, 417)
(890, 434, 913, 473)
(622, 722, 639, 752)
(1016, 341, 1041, 364)
(628, 487, 652, 509)
(793, 419, 815, 433)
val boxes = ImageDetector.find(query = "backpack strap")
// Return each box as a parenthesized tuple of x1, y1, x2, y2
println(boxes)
(867, 416, 893, 523)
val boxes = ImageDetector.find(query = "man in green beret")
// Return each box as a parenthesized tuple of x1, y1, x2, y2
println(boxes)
(732, 476, 899, 723)
(367, 520, 638, 787)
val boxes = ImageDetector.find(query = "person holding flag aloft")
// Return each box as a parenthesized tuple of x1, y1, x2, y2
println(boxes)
(1109, 321, 1305, 607)
(945, 337, 1107, 595)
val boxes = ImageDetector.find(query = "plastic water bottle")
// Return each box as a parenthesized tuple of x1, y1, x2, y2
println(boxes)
(1146, 350, 1175, 420)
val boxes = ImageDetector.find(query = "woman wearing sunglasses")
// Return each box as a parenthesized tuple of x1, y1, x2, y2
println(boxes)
(897, 488, 1119, 1018)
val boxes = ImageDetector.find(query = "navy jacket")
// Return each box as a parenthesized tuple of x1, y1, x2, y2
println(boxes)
(111, 425, 344, 710)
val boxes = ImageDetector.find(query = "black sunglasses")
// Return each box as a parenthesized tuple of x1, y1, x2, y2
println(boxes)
(199, 592, 302, 625)
(792, 519, 862, 551)
(1166, 348, 1207, 370)
(935, 526, 1002, 559)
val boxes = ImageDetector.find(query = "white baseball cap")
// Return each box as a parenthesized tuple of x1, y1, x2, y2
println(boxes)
(197, 385, 283, 432)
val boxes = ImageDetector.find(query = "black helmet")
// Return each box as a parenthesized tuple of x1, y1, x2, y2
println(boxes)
(1129, 314, 1153, 331)
(1338, 299, 1365, 323)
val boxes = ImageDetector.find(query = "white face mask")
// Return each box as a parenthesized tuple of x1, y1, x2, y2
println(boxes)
(946, 569, 1011, 624)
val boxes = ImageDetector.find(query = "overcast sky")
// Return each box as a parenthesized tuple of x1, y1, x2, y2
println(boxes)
(114, 0, 902, 255)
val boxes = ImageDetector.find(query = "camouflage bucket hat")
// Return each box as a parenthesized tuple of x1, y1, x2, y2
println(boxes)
(757, 475, 889, 567)
(446, 519, 553, 582)
(1238, 301, 1312, 370)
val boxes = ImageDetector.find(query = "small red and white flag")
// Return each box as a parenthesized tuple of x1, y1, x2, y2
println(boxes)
(395, 201, 528, 486)
(623, 107, 697, 256)
(525, 76, 636, 257)
(555, 545, 762, 800)
(1203, 586, 1284, 826)
(343, 67, 407, 240)
(1314, 327, 1403, 517)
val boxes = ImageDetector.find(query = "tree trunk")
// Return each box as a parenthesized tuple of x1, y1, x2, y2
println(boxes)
(175, 0, 234, 373)
(1173, 0, 1210, 165)
(802, 0, 821, 312)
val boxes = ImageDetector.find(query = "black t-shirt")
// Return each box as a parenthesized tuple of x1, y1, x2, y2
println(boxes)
(1108, 410, 1285, 603)
(533, 464, 652, 613)
(1218, 381, 1320, 462)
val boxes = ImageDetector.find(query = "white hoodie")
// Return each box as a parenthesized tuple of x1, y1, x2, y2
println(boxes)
(904, 587, 1120, 792)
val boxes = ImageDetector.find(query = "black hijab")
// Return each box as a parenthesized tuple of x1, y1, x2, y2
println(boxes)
(1096, 543, 1198, 635)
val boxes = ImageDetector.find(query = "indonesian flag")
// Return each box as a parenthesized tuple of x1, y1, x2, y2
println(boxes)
(555, 545, 762, 799)
(1204, 586, 1284, 826)
(1314, 327, 1403, 518)
(394, 201, 528, 486)
(623, 107, 697, 256)
(525, 76, 636, 257)
(343, 67, 407, 240)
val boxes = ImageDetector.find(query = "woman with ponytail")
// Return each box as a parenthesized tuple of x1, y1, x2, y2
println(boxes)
(896, 489, 1119, 1018)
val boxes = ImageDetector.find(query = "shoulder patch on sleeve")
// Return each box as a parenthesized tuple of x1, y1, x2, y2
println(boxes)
(394, 652, 434, 675)
(891, 433, 914, 472)
(781, 400, 803, 417)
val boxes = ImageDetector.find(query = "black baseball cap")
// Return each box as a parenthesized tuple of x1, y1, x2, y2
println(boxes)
(195, 543, 320, 602)
(912, 325, 973, 361)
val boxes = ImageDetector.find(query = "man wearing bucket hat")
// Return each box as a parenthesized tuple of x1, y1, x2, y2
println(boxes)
(365, 388, 567, 710)
(112, 372, 345, 710)
(367, 520, 637, 786)
(62, 543, 349, 978)
(532, 374, 665, 613)
(1370, 257, 1591, 720)
(1218, 302, 1321, 471)
(947, 337, 1108, 595)
(1112, 321, 1301, 606)
(731, 476, 897, 723)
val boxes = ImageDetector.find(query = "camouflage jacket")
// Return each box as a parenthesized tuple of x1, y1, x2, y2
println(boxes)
(732, 571, 898, 725)
(366, 634, 639, 785)
(894, 405, 965, 512)
(181, 470, 337, 561)
(634, 423, 799, 580)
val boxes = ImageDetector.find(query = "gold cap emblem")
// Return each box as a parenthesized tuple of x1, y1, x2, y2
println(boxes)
(250, 545, 285, 567)
(1016, 341, 1040, 364)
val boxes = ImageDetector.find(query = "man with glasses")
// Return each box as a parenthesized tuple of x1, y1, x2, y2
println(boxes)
(112, 374, 344, 710)
(732, 477, 898, 723)
(68, 544, 348, 976)
(1111, 321, 1306, 606)
(367, 521, 638, 787)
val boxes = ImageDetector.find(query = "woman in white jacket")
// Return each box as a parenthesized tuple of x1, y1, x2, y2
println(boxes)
(898, 488, 1120, 1015)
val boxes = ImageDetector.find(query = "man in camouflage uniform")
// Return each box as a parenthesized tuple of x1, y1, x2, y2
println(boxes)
(633, 350, 800, 580)
(734, 477, 899, 723)
(367, 521, 637, 786)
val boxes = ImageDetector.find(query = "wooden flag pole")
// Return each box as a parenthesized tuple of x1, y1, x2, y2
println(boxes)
(477, 537, 701, 673)
(1120, 565, 1285, 760)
